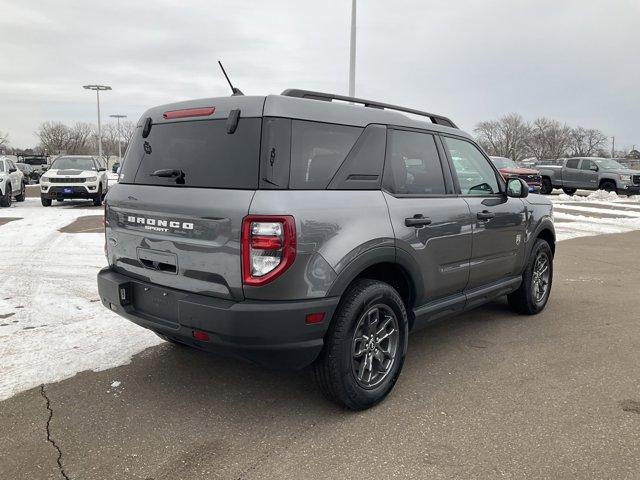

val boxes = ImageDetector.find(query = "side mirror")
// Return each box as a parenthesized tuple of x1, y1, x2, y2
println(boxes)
(9, 167, 17, 173)
(506, 177, 529, 198)
(589, 164, 598, 172)
(42, 165, 49, 171)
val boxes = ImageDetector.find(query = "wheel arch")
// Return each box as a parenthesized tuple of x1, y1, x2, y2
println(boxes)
(326, 247, 423, 329)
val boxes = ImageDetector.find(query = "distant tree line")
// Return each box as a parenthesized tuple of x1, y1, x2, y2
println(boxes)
(474, 113, 618, 161)
(33, 120, 136, 158)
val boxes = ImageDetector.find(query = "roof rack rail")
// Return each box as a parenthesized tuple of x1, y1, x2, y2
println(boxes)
(281, 89, 458, 129)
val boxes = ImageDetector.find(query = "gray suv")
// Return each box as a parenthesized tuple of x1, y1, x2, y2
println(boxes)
(98, 90, 555, 409)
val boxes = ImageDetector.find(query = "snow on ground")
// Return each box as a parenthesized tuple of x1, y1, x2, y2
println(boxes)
(550, 190, 640, 241)
(0, 198, 161, 401)
(0, 188, 639, 401)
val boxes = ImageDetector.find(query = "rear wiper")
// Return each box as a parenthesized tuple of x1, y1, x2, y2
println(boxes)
(150, 169, 185, 184)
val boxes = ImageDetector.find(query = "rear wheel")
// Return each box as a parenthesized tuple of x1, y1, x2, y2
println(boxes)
(562, 187, 577, 195)
(313, 279, 408, 410)
(15, 183, 26, 202)
(41, 197, 52, 207)
(540, 177, 553, 195)
(600, 180, 617, 193)
(0, 185, 12, 207)
(508, 239, 553, 315)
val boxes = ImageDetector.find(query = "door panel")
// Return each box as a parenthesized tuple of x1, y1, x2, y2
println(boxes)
(385, 193, 473, 303)
(579, 159, 599, 188)
(563, 159, 581, 187)
(464, 196, 527, 288)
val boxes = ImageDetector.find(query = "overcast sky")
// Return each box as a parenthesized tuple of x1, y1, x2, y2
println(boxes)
(1, 0, 638, 150)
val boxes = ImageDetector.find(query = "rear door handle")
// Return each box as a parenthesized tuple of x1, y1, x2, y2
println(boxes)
(477, 210, 495, 220)
(405, 215, 432, 228)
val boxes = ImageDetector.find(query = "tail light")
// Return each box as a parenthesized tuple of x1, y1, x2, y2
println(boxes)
(241, 215, 296, 286)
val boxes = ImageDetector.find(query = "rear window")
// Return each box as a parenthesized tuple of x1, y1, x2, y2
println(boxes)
(119, 118, 261, 189)
(289, 121, 362, 189)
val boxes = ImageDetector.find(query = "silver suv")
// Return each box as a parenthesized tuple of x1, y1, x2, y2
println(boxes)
(98, 90, 555, 409)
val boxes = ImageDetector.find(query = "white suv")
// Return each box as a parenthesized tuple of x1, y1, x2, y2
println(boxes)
(0, 155, 26, 207)
(40, 155, 108, 206)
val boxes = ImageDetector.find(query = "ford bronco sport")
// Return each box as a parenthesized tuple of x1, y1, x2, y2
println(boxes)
(98, 90, 555, 410)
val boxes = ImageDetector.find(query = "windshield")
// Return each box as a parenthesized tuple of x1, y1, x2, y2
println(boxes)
(593, 158, 625, 169)
(51, 157, 96, 171)
(491, 157, 518, 169)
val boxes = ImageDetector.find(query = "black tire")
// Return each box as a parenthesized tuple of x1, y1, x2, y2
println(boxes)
(600, 180, 617, 193)
(41, 197, 52, 207)
(562, 187, 577, 195)
(540, 177, 553, 195)
(508, 239, 553, 315)
(0, 184, 11, 207)
(15, 183, 26, 202)
(313, 279, 408, 410)
(92, 186, 103, 206)
(56, 199, 64, 203)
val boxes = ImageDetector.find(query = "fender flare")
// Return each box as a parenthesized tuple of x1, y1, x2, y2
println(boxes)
(326, 246, 424, 305)
(528, 216, 555, 259)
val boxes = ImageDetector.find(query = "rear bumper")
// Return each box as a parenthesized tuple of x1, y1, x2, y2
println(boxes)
(97, 268, 339, 369)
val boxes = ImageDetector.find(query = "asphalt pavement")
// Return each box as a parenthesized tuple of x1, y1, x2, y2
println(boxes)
(1, 231, 639, 480)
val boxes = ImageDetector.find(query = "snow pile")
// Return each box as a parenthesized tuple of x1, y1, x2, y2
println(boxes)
(0, 198, 161, 401)
(555, 190, 636, 203)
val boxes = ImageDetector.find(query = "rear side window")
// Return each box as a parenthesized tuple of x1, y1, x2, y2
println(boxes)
(384, 130, 446, 195)
(119, 118, 261, 189)
(566, 159, 579, 169)
(289, 121, 362, 189)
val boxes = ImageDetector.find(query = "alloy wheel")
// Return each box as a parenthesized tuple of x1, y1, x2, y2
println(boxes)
(531, 251, 551, 304)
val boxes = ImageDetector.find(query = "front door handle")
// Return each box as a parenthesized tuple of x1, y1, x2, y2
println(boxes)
(477, 210, 495, 221)
(405, 214, 432, 228)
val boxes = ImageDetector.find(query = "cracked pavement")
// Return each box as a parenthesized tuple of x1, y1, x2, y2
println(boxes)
(1, 231, 639, 479)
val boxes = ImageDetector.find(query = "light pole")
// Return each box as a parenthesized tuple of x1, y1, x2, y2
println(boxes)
(83, 84, 112, 158)
(349, 0, 357, 97)
(109, 114, 127, 163)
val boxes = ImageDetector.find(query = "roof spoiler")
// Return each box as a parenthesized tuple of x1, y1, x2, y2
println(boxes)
(281, 89, 457, 129)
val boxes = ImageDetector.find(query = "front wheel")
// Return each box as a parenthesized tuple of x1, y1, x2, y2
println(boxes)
(41, 197, 52, 207)
(15, 183, 26, 202)
(600, 181, 617, 193)
(313, 279, 408, 410)
(540, 177, 553, 195)
(0, 185, 12, 207)
(92, 186, 103, 206)
(562, 187, 577, 195)
(508, 239, 553, 315)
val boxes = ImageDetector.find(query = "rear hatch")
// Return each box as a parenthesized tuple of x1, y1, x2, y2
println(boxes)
(106, 96, 265, 301)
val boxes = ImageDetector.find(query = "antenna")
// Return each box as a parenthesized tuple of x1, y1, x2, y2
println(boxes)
(218, 61, 244, 96)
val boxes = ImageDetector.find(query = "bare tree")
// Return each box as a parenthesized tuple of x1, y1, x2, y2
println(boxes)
(36, 121, 72, 154)
(0, 130, 9, 151)
(524, 118, 572, 160)
(474, 113, 530, 162)
(567, 127, 608, 157)
(68, 122, 95, 154)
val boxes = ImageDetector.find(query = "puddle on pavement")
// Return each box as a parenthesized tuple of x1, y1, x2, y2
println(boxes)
(0, 218, 22, 227)
(620, 399, 640, 414)
(58, 215, 104, 234)
(0, 313, 16, 319)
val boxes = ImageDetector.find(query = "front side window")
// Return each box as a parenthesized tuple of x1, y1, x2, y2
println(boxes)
(289, 121, 362, 189)
(565, 158, 580, 169)
(384, 130, 446, 195)
(444, 137, 500, 195)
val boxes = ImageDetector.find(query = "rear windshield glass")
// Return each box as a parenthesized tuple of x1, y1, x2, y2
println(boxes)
(22, 157, 47, 166)
(119, 118, 261, 189)
(290, 121, 362, 189)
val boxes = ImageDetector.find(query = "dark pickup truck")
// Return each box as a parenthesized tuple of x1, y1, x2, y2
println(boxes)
(538, 157, 640, 195)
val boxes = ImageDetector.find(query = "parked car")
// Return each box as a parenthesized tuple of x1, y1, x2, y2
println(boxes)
(490, 156, 542, 192)
(98, 89, 555, 409)
(538, 157, 640, 195)
(111, 162, 120, 173)
(0, 156, 26, 207)
(39, 155, 109, 206)
(16, 162, 42, 184)
(18, 155, 50, 175)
